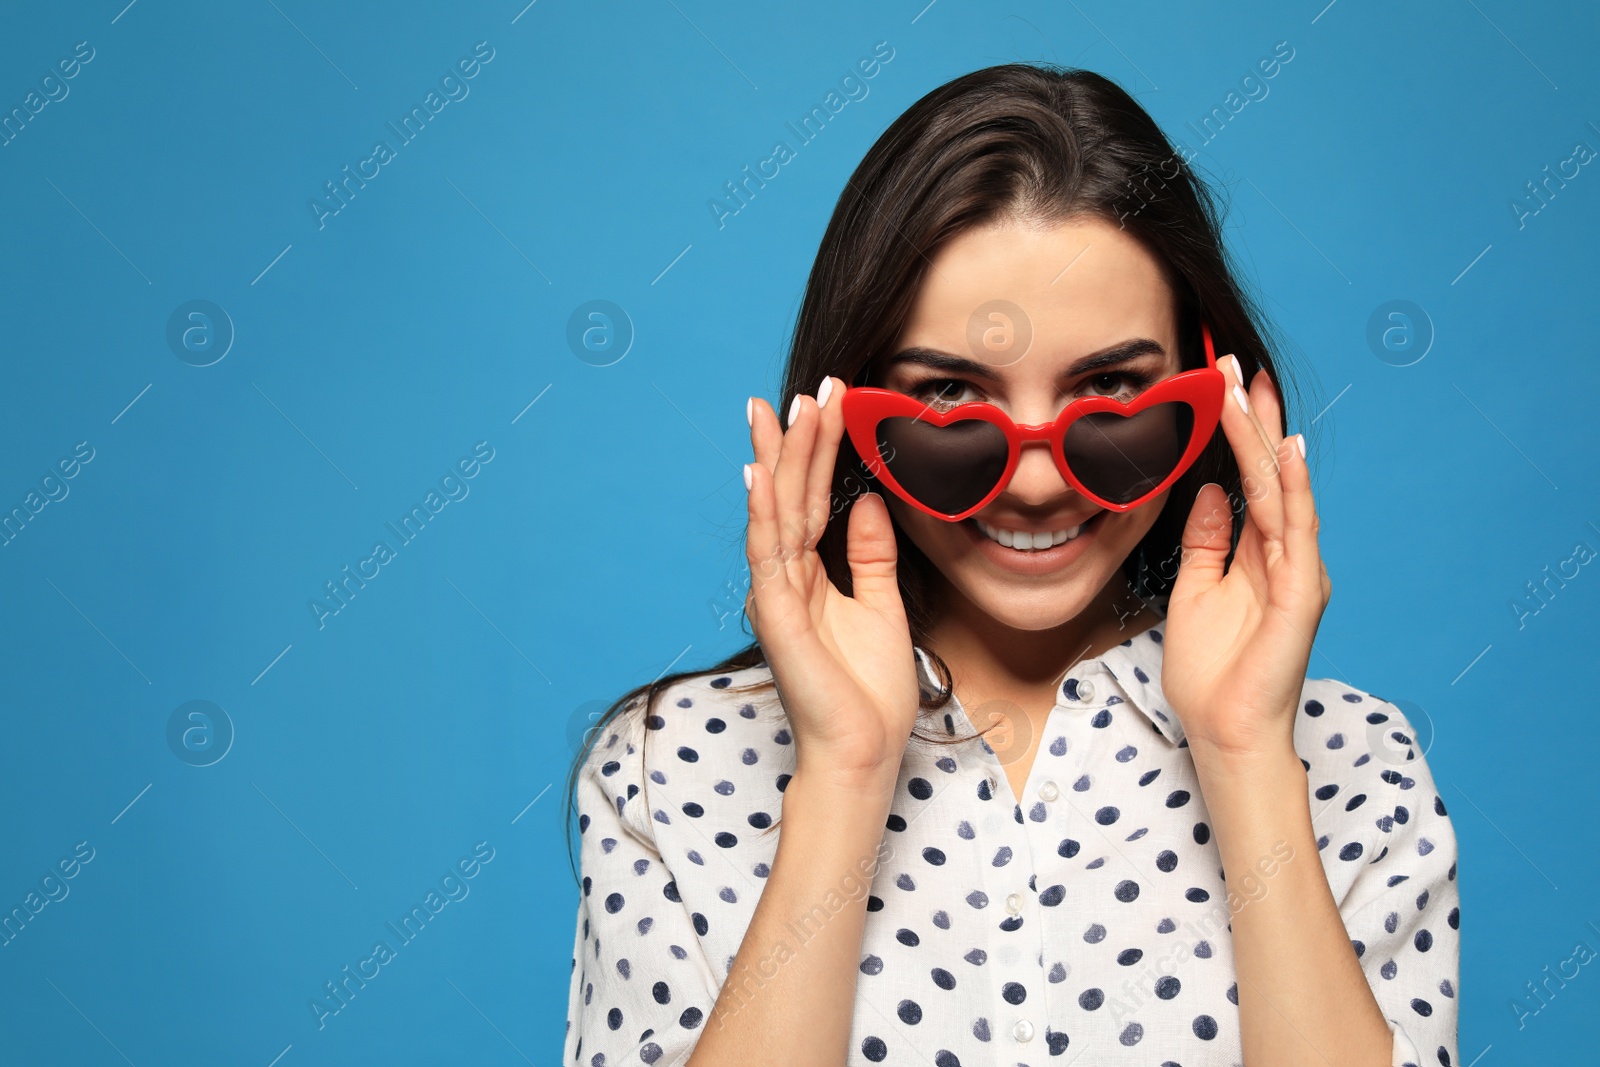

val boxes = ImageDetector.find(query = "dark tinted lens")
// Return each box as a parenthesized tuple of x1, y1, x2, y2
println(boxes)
(877, 416, 1009, 516)
(1061, 403, 1194, 505)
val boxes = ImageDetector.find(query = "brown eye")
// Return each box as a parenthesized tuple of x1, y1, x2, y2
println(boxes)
(1084, 372, 1150, 400)
(909, 378, 977, 409)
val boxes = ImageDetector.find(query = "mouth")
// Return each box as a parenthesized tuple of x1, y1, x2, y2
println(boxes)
(961, 511, 1108, 574)
(972, 516, 1092, 550)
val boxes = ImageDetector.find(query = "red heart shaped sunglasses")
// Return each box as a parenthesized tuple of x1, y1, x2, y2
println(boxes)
(840, 321, 1226, 522)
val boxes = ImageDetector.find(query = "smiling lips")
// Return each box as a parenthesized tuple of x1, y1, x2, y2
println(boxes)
(973, 514, 1098, 551)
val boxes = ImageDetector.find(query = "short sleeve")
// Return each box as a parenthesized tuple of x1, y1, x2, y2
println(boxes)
(1337, 703, 1460, 1067)
(564, 711, 722, 1067)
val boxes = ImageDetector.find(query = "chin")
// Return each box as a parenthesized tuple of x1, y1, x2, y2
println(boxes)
(966, 583, 1111, 632)
(952, 556, 1123, 624)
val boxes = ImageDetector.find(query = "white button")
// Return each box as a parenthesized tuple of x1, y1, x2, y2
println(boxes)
(1077, 678, 1096, 702)
(1039, 780, 1059, 801)
(1012, 1019, 1034, 1042)
(1005, 892, 1023, 915)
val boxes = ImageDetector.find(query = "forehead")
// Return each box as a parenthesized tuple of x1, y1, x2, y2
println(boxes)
(895, 215, 1178, 376)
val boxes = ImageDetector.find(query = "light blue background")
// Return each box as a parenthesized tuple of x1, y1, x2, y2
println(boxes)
(1, 0, 1596, 1063)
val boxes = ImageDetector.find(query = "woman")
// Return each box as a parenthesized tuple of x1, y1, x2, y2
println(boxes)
(564, 64, 1459, 1067)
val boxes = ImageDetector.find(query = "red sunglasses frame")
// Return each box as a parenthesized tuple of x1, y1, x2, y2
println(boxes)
(840, 321, 1227, 521)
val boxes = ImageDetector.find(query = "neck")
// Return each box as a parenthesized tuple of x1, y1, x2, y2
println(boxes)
(923, 571, 1162, 694)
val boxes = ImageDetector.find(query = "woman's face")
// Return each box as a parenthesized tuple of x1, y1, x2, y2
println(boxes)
(876, 213, 1182, 631)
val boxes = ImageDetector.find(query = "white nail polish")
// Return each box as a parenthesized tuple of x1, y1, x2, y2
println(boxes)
(743, 463, 752, 490)
(788, 394, 802, 426)
(746, 396, 754, 427)
(1227, 354, 1243, 382)
(1295, 434, 1306, 459)
(817, 377, 833, 408)
(1232, 384, 1250, 414)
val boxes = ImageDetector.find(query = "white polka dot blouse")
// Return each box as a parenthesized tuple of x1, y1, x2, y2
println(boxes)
(565, 619, 1460, 1066)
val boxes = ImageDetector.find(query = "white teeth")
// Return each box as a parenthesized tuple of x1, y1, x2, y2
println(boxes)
(975, 518, 1084, 550)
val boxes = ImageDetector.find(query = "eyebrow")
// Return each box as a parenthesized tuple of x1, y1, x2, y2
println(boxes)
(884, 337, 1169, 380)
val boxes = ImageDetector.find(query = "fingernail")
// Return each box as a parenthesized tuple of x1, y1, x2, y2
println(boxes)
(1232, 384, 1250, 414)
(1226, 354, 1243, 382)
(746, 396, 754, 427)
(742, 463, 752, 490)
(788, 394, 802, 426)
(1295, 433, 1306, 459)
(817, 377, 834, 408)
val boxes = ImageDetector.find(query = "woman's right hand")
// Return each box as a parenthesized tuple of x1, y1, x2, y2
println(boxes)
(744, 377, 920, 792)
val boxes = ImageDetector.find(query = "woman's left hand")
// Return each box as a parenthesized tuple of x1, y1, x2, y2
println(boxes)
(1161, 354, 1332, 760)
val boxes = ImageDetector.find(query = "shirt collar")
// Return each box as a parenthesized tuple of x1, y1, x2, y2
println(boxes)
(913, 617, 1187, 747)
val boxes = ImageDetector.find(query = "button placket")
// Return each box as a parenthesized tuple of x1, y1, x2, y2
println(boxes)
(977, 721, 1047, 1044)
(945, 660, 1060, 1046)
(1039, 670, 1104, 1037)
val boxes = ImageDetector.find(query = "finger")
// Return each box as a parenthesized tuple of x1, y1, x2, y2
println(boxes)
(801, 376, 846, 550)
(775, 391, 821, 557)
(1222, 355, 1280, 462)
(1220, 353, 1285, 545)
(1170, 481, 1235, 598)
(750, 396, 782, 477)
(744, 459, 792, 601)
(1276, 432, 1325, 619)
(1248, 367, 1285, 454)
(845, 491, 903, 615)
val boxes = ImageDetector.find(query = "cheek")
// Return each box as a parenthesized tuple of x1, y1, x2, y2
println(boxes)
(883, 496, 956, 548)
(1125, 490, 1171, 532)
(1090, 491, 1171, 555)
(880, 497, 977, 570)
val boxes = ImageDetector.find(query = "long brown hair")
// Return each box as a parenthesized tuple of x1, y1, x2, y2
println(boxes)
(563, 62, 1306, 885)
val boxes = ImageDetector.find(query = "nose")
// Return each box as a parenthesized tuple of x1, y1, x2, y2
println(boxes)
(1003, 437, 1078, 506)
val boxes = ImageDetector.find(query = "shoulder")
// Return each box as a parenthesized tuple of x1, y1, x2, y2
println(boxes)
(579, 660, 791, 835)
(1292, 675, 1456, 888)
(1292, 675, 1436, 792)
